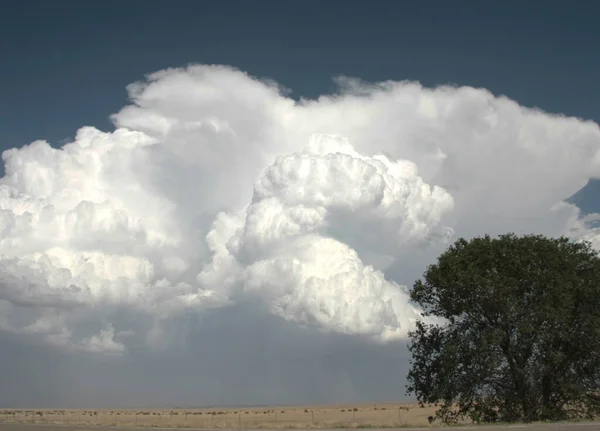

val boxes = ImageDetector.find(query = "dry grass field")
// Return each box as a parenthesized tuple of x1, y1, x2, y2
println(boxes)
(0, 402, 447, 428)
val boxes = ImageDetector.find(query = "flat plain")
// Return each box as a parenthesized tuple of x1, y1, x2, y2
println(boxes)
(0, 402, 440, 428)
(2, 420, 600, 431)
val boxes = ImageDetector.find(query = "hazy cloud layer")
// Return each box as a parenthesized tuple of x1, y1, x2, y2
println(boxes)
(1, 65, 600, 405)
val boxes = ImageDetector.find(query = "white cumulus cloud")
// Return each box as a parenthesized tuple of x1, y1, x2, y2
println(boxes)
(0, 64, 599, 354)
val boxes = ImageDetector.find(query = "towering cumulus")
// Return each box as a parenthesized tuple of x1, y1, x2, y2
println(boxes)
(0, 65, 599, 354)
(199, 134, 454, 341)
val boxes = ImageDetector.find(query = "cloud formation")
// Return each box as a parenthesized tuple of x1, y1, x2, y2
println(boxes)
(1, 65, 599, 354)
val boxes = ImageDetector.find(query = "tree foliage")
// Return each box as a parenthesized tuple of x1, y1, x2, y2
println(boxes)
(407, 234, 600, 424)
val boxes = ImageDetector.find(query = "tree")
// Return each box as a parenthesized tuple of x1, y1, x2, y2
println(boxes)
(406, 233, 600, 424)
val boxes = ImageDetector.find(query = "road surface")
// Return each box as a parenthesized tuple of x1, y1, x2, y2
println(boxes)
(2, 422, 600, 431)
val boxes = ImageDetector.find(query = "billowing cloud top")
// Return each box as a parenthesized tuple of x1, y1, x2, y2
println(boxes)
(1, 65, 599, 354)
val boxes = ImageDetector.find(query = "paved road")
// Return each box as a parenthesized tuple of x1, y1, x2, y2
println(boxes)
(2, 422, 600, 431)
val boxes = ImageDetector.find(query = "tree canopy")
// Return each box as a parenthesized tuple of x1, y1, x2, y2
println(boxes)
(406, 233, 600, 424)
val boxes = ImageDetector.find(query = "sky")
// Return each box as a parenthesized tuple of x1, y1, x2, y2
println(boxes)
(0, 0, 599, 408)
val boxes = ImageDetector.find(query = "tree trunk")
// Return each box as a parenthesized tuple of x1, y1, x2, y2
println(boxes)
(541, 373, 553, 419)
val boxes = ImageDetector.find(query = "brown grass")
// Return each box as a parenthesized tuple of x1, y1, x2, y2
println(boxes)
(0, 402, 450, 428)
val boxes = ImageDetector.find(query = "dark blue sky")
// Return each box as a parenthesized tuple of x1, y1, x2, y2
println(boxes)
(1, 0, 599, 207)
(1, 1, 600, 408)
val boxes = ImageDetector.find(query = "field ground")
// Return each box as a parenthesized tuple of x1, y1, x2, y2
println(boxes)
(0, 402, 444, 428)
(1, 420, 600, 431)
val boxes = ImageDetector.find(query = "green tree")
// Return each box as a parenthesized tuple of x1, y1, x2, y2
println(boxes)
(406, 234, 600, 424)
